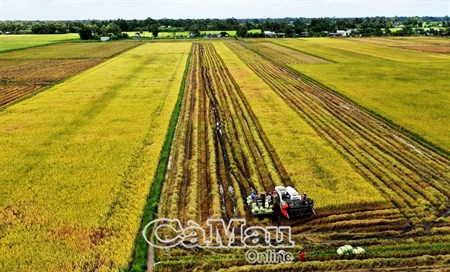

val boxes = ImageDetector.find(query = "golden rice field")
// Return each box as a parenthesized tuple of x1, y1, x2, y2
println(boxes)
(1, 36, 449, 272)
(0, 42, 190, 271)
(272, 38, 450, 152)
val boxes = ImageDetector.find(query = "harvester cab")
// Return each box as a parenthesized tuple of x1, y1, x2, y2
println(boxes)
(275, 186, 315, 219)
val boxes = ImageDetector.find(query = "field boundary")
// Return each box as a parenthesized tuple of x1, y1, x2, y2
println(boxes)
(127, 44, 192, 272)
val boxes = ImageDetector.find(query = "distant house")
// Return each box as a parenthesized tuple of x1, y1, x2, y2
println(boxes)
(264, 31, 276, 37)
(132, 33, 141, 39)
(205, 32, 222, 38)
(264, 31, 285, 38)
(329, 30, 352, 37)
(100, 36, 110, 42)
(301, 31, 309, 37)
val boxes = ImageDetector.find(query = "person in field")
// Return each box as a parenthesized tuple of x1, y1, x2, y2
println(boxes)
(302, 192, 308, 201)
(298, 251, 306, 262)
(267, 193, 272, 206)
(272, 192, 281, 226)
(281, 202, 289, 218)
(250, 189, 257, 200)
(260, 192, 266, 208)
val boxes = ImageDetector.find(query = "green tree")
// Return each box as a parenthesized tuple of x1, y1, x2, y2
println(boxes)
(150, 24, 159, 38)
(284, 25, 295, 37)
(78, 25, 93, 40)
(293, 20, 307, 35)
(106, 23, 122, 37)
(189, 25, 200, 37)
(236, 25, 248, 37)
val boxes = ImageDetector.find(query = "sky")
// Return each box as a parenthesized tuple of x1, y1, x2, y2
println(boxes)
(1, 0, 449, 20)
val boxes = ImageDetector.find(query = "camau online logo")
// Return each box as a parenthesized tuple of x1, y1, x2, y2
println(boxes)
(143, 218, 295, 264)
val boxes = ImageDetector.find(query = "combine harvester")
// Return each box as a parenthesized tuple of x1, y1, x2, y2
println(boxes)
(246, 186, 315, 219)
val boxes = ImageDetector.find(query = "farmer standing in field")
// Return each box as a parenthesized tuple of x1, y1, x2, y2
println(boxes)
(272, 192, 281, 226)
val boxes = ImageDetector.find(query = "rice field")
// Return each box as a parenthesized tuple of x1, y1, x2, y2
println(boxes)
(350, 36, 450, 54)
(272, 38, 450, 152)
(0, 33, 79, 52)
(146, 40, 450, 271)
(0, 41, 138, 107)
(1, 37, 449, 271)
(0, 42, 190, 271)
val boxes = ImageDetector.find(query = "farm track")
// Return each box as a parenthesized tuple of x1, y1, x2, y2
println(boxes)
(225, 41, 450, 238)
(160, 43, 291, 224)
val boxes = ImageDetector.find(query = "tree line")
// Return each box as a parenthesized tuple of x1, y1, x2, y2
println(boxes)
(0, 17, 448, 39)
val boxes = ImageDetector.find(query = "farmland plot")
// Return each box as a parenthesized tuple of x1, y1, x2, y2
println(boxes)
(149, 40, 450, 271)
(222, 40, 450, 270)
(350, 36, 450, 54)
(227, 40, 450, 213)
(0, 33, 79, 52)
(282, 38, 450, 62)
(272, 38, 450, 62)
(0, 42, 190, 271)
(0, 41, 139, 107)
(273, 38, 450, 152)
(1, 41, 137, 59)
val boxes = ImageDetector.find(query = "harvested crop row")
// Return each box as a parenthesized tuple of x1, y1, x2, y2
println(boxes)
(245, 41, 329, 65)
(0, 59, 102, 84)
(0, 41, 138, 59)
(0, 84, 44, 106)
(159, 43, 226, 222)
(225, 41, 450, 228)
(350, 37, 450, 54)
(159, 43, 291, 225)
